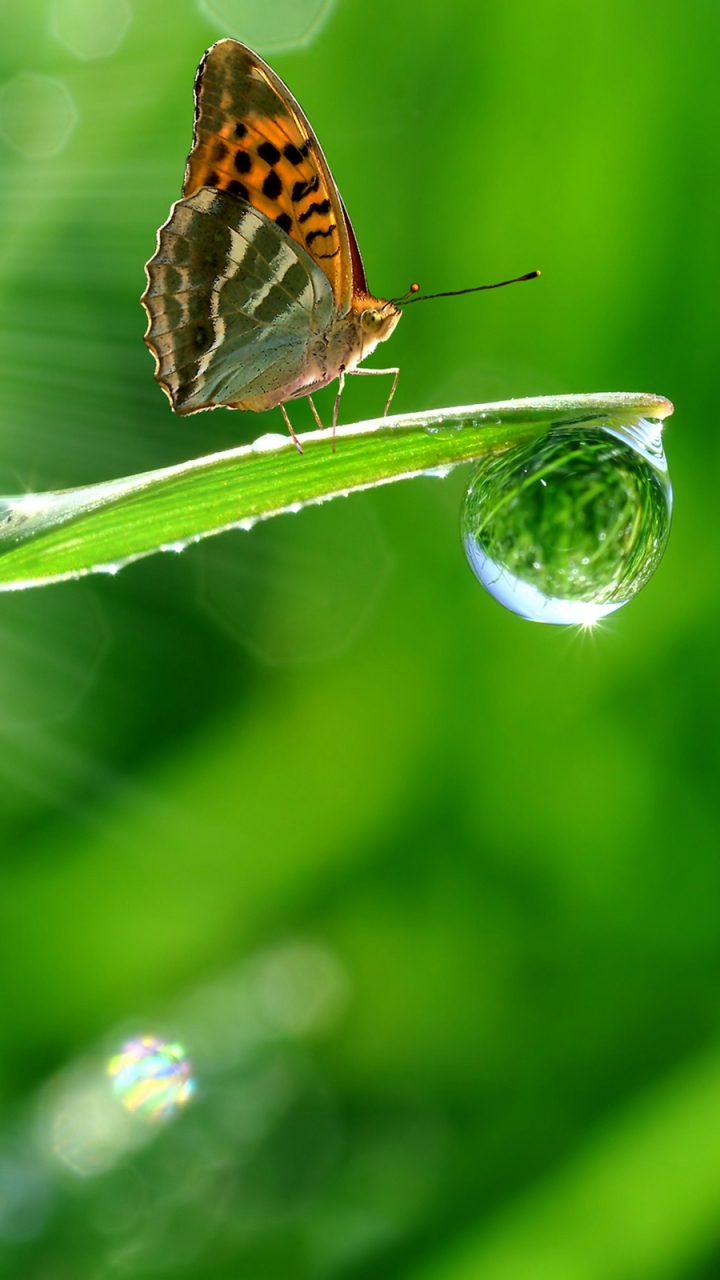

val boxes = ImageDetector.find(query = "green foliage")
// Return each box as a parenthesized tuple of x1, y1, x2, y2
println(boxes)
(0, 1, 715, 1279)
(0, 395, 668, 589)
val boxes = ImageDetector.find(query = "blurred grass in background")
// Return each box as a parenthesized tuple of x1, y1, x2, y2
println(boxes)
(0, 0, 717, 1276)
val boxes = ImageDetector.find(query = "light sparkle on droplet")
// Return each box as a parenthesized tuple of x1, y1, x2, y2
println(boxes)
(107, 1037, 194, 1122)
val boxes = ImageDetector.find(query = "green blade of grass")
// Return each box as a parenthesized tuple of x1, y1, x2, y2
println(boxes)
(0, 393, 672, 591)
(409, 1039, 720, 1280)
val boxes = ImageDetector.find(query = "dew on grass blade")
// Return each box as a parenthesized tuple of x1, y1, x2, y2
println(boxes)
(462, 416, 672, 624)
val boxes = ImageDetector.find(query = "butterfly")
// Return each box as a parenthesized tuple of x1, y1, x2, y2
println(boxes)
(142, 38, 402, 453)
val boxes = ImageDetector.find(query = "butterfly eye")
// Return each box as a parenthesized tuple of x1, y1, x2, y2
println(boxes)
(360, 308, 383, 334)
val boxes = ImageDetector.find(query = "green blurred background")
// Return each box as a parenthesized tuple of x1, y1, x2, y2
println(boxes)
(0, 0, 718, 1276)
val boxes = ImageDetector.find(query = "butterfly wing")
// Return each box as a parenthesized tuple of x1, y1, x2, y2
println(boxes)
(183, 38, 357, 315)
(143, 188, 335, 414)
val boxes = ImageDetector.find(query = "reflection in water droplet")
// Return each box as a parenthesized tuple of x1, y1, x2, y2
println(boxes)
(0, 74, 78, 159)
(198, 0, 336, 52)
(108, 1038, 194, 1122)
(51, 0, 133, 60)
(462, 417, 672, 624)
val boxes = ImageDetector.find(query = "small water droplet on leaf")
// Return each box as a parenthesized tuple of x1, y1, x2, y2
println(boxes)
(252, 432, 291, 454)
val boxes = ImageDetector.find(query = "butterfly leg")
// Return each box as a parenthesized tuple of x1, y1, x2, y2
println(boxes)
(307, 395, 324, 431)
(280, 404, 304, 455)
(332, 369, 346, 454)
(348, 366, 400, 416)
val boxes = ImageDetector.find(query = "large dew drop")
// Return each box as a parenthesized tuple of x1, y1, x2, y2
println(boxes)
(461, 417, 672, 624)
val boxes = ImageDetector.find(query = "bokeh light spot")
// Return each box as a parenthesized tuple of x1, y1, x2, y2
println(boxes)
(50, 1074, 135, 1177)
(0, 73, 78, 159)
(51, 0, 133, 61)
(108, 1037, 195, 1122)
(196, 497, 392, 665)
(198, 0, 336, 53)
(252, 941, 350, 1036)
(0, 1159, 51, 1243)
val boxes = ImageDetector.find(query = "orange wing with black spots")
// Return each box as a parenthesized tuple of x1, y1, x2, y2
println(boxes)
(183, 39, 358, 316)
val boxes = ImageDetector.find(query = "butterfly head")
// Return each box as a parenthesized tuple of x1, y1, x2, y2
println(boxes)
(357, 299, 401, 344)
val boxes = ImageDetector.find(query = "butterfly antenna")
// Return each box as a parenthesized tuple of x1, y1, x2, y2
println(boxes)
(394, 270, 540, 306)
(389, 283, 420, 305)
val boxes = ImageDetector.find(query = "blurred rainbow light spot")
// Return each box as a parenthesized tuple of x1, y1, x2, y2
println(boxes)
(107, 1037, 195, 1122)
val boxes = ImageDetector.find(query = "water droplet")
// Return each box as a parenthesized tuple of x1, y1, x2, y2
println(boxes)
(252, 432, 291, 454)
(108, 1037, 194, 1123)
(0, 74, 77, 159)
(461, 417, 672, 624)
